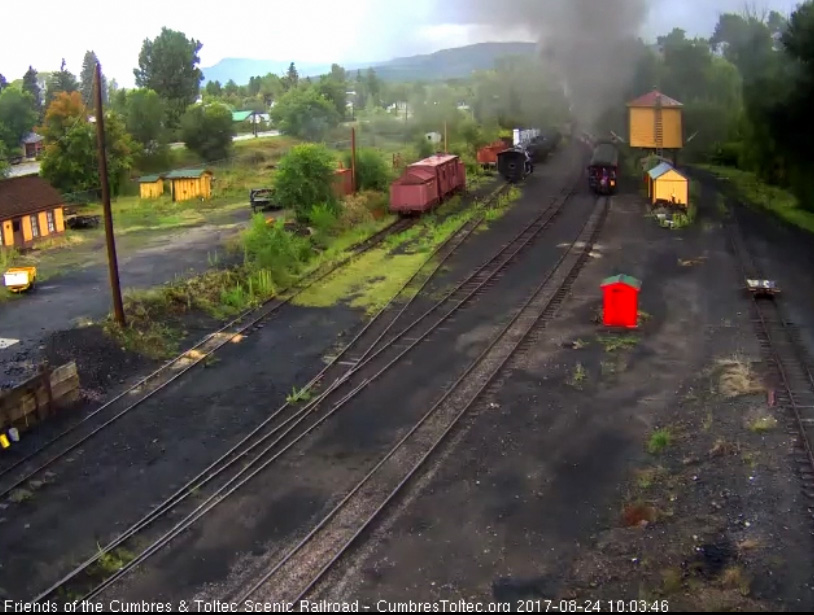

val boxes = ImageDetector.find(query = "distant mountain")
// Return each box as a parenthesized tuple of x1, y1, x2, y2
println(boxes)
(201, 41, 538, 85)
(370, 42, 538, 82)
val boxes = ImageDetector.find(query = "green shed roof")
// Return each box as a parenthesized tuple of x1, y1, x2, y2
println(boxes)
(164, 169, 212, 179)
(601, 274, 642, 289)
(138, 174, 164, 183)
(232, 110, 254, 122)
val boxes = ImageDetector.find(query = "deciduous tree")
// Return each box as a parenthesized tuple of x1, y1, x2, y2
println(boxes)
(179, 102, 234, 161)
(134, 27, 204, 127)
(125, 88, 166, 151)
(270, 86, 340, 141)
(39, 92, 137, 195)
(0, 88, 38, 150)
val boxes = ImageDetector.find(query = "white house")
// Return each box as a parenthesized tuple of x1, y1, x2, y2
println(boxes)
(425, 132, 442, 144)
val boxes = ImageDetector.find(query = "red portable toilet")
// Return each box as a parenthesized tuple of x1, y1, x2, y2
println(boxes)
(601, 274, 642, 328)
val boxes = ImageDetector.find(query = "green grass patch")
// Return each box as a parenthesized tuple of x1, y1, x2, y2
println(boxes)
(694, 164, 813, 233)
(647, 429, 673, 455)
(293, 247, 427, 314)
(598, 334, 640, 352)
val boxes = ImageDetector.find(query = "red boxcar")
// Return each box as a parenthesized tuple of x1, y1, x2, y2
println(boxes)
(476, 141, 508, 169)
(390, 154, 465, 214)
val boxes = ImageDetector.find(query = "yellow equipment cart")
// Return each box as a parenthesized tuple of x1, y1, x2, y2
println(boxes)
(3, 267, 37, 293)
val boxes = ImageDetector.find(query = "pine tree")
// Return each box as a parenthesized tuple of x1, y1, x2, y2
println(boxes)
(287, 62, 299, 87)
(46, 59, 79, 106)
(80, 50, 106, 107)
(22, 66, 43, 115)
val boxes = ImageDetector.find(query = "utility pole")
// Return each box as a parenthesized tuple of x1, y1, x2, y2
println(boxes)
(444, 121, 448, 154)
(351, 127, 357, 194)
(94, 62, 126, 327)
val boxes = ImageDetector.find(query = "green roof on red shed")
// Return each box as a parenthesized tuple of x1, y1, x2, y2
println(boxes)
(601, 274, 641, 289)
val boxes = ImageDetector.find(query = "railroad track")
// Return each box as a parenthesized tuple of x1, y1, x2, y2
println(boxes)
(725, 208, 814, 478)
(36, 172, 579, 606)
(0, 180, 504, 499)
(233, 196, 610, 608)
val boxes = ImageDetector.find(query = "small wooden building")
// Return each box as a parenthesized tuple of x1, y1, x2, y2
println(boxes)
(628, 89, 683, 150)
(138, 174, 165, 199)
(647, 162, 689, 208)
(164, 169, 213, 203)
(0, 176, 66, 249)
(21, 133, 45, 159)
(601, 274, 641, 329)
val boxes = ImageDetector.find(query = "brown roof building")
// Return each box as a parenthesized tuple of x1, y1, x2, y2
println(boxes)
(0, 176, 66, 249)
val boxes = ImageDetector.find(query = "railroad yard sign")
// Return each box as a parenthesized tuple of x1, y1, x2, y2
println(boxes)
(601, 274, 642, 328)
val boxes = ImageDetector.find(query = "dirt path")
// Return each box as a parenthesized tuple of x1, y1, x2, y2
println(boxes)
(0, 213, 249, 389)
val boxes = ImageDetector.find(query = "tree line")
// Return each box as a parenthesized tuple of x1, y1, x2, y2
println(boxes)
(3, 4, 814, 205)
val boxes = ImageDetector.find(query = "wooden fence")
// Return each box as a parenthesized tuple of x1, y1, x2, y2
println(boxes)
(0, 362, 81, 435)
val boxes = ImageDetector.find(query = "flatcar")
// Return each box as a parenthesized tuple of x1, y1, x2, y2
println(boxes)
(497, 148, 532, 183)
(588, 142, 619, 195)
(389, 154, 466, 215)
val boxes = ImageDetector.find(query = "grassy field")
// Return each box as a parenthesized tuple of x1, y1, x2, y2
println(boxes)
(694, 164, 813, 233)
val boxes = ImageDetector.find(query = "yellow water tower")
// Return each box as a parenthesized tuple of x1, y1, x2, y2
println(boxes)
(627, 89, 683, 153)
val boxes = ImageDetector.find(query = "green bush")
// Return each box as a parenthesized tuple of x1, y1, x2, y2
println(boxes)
(242, 214, 312, 286)
(274, 144, 338, 221)
(343, 148, 392, 192)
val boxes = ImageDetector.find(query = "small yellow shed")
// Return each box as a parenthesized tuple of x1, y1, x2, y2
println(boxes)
(138, 174, 165, 199)
(647, 162, 688, 208)
(165, 169, 214, 203)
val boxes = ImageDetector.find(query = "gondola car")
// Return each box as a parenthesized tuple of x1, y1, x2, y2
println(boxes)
(497, 148, 532, 183)
(588, 142, 619, 195)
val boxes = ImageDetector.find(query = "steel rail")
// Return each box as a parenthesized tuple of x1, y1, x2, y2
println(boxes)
(58, 175, 580, 605)
(32, 182, 513, 604)
(238, 195, 610, 607)
(0, 182, 503, 498)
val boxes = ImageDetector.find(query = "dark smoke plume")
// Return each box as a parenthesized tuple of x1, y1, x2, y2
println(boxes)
(444, 0, 653, 128)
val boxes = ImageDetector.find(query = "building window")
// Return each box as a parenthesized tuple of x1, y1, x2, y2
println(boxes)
(30, 215, 40, 238)
(46, 211, 56, 233)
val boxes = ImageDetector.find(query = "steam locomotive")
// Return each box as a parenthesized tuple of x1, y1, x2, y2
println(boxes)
(587, 142, 619, 195)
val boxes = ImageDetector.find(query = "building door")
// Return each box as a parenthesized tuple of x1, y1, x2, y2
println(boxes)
(11, 219, 23, 247)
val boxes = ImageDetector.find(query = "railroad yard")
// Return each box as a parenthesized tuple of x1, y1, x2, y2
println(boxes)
(2, 139, 814, 612)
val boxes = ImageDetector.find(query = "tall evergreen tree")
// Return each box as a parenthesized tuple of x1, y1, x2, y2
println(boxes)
(80, 50, 106, 107)
(22, 66, 42, 115)
(45, 59, 79, 106)
(0, 74, 7, 93)
(286, 62, 299, 88)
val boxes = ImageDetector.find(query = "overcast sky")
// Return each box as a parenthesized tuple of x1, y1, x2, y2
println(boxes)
(0, 0, 800, 87)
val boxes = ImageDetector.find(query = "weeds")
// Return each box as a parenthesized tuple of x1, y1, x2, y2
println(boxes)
(648, 429, 673, 454)
(598, 334, 639, 352)
(94, 545, 135, 575)
(716, 357, 765, 398)
(568, 362, 587, 388)
(748, 415, 778, 433)
(635, 467, 667, 490)
(8, 488, 33, 504)
(286, 386, 313, 404)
